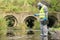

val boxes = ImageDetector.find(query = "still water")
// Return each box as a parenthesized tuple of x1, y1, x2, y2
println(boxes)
(0, 30, 40, 40)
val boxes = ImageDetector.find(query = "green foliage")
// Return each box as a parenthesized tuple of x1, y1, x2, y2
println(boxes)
(0, 0, 60, 13)
(0, 0, 38, 13)
(27, 0, 36, 5)
(51, 27, 60, 31)
(0, 16, 7, 35)
(49, 0, 60, 12)
(34, 20, 40, 30)
(13, 0, 24, 6)
(53, 24, 60, 28)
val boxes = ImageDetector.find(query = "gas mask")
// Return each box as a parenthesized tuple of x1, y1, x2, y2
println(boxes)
(38, 6, 42, 10)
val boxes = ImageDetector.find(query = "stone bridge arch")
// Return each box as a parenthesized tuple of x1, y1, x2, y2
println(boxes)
(24, 16, 37, 29)
(4, 15, 18, 27)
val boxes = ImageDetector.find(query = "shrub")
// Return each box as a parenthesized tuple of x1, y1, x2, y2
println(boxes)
(49, 0, 60, 12)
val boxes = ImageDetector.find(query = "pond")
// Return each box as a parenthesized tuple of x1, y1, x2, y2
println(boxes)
(0, 30, 41, 40)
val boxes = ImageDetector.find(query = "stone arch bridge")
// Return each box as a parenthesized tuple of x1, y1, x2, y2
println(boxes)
(1, 12, 60, 36)
(2, 12, 59, 28)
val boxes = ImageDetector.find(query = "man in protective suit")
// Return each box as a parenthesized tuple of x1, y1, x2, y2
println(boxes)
(34, 2, 48, 40)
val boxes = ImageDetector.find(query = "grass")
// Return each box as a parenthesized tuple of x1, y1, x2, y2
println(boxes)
(51, 27, 60, 31)
(0, 16, 7, 35)
(0, 0, 38, 13)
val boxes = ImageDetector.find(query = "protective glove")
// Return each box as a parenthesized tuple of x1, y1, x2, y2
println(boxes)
(34, 14, 39, 16)
(43, 17, 48, 21)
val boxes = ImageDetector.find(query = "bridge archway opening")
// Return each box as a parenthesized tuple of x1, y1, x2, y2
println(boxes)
(47, 15, 57, 28)
(5, 15, 18, 27)
(24, 16, 37, 29)
(24, 15, 57, 28)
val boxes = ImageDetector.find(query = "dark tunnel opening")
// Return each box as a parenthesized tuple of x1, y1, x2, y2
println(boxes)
(25, 16, 37, 35)
(24, 16, 57, 35)
(5, 15, 17, 27)
(25, 16, 37, 29)
(48, 15, 57, 40)
(25, 15, 57, 28)
(47, 15, 57, 28)
(25, 15, 57, 29)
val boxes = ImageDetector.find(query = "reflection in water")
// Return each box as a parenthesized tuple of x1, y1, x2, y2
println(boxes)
(26, 35, 34, 40)
(7, 32, 15, 37)
(26, 31, 40, 40)
(27, 30, 34, 35)
(6, 30, 15, 37)
(1, 31, 40, 40)
(5, 31, 40, 40)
